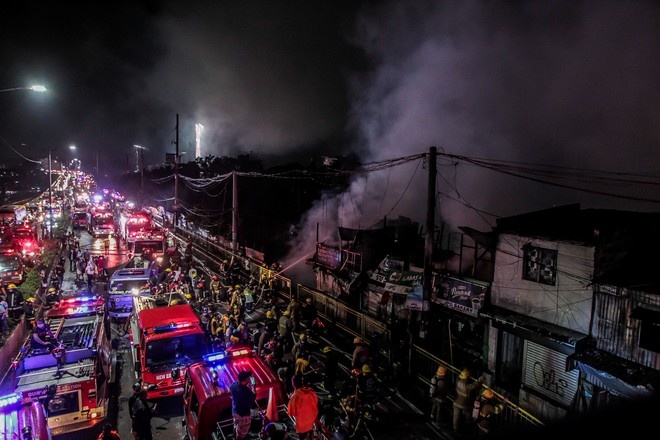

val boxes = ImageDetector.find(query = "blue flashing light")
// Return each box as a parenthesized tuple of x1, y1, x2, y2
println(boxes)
(203, 351, 226, 363)
(153, 323, 177, 333)
(0, 393, 22, 409)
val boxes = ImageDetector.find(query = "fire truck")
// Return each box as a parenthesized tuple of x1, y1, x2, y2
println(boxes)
(181, 347, 289, 440)
(0, 392, 51, 440)
(120, 211, 152, 242)
(130, 293, 208, 400)
(128, 227, 169, 260)
(87, 210, 115, 238)
(11, 295, 116, 436)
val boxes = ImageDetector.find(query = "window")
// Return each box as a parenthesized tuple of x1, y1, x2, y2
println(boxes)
(632, 308, 660, 353)
(522, 245, 557, 285)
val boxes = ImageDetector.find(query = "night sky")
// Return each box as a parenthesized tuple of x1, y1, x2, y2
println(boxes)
(1, 0, 659, 259)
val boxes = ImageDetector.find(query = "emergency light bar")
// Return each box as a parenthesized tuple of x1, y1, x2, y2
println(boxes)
(150, 321, 193, 334)
(203, 351, 227, 363)
(0, 393, 22, 409)
(228, 348, 252, 357)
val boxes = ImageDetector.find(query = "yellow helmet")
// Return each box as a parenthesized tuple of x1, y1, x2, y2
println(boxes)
(170, 300, 181, 306)
(459, 369, 470, 380)
(234, 284, 241, 289)
(48, 287, 57, 293)
(266, 310, 275, 318)
(362, 364, 371, 374)
(482, 389, 494, 400)
(25, 297, 36, 303)
(7, 284, 17, 290)
(322, 346, 332, 353)
(299, 333, 307, 341)
(184, 293, 192, 299)
(282, 310, 290, 316)
(353, 337, 364, 345)
(436, 366, 447, 377)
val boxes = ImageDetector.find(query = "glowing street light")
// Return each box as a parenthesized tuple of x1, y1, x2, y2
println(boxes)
(0, 85, 47, 93)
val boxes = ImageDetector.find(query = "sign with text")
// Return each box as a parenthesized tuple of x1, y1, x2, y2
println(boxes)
(432, 275, 488, 317)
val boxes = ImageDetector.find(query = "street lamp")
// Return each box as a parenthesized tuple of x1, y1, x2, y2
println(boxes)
(0, 85, 47, 93)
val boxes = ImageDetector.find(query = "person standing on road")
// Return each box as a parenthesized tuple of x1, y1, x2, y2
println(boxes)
(229, 370, 257, 440)
(131, 386, 156, 440)
(287, 374, 319, 440)
(351, 337, 370, 370)
(453, 368, 484, 434)
(429, 365, 451, 426)
(85, 258, 97, 291)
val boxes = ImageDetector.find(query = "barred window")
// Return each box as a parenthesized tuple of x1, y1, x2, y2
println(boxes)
(522, 245, 557, 286)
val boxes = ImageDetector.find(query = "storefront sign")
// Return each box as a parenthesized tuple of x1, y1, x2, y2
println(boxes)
(432, 275, 488, 317)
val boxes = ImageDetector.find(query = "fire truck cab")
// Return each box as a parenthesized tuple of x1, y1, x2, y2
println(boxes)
(106, 256, 157, 319)
(128, 227, 169, 260)
(0, 392, 51, 440)
(12, 295, 115, 436)
(130, 297, 208, 400)
(181, 348, 288, 440)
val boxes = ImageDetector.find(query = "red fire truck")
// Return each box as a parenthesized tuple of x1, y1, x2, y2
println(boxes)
(121, 211, 152, 242)
(181, 348, 288, 440)
(130, 294, 208, 400)
(0, 392, 51, 440)
(11, 295, 115, 436)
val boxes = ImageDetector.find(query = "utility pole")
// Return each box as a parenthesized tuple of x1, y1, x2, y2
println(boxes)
(48, 149, 53, 239)
(232, 171, 238, 251)
(423, 146, 437, 314)
(174, 113, 180, 229)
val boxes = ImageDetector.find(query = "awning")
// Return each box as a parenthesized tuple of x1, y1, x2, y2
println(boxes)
(567, 348, 659, 400)
(479, 305, 588, 354)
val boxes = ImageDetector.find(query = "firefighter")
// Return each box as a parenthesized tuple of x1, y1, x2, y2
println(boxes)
(475, 389, 504, 438)
(453, 369, 484, 434)
(5, 284, 24, 321)
(430, 365, 451, 426)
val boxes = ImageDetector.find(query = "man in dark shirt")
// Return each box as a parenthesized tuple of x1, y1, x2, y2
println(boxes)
(31, 318, 57, 351)
(229, 370, 256, 440)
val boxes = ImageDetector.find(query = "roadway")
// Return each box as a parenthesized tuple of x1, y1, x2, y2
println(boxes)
(6, 226, 458, 440)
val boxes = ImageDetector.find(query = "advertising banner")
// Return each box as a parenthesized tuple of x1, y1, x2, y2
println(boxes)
(432, 275, 488, 317)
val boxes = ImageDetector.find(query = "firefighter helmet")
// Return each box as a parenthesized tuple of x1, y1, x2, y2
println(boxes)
(322, 346, 332, 353)
(282, 310, 291, 316)
(48, 287, 57, 293)
(362, 364, 372, 374)
(170, 300, 181, 306)
(266, 310, 275, 318)
(353, 337, 364, 345)
(25, 297, 35, 303)
(482, 389, 494, 400)
(459, 369, 470, 380)
(234, 284, 241, 289)
(299, 333, 307, 341)
(436, 366, 447, 377)
(184, 293, 192, 300)
(165, 267, 172, 272)
(7, 284, 17, 290)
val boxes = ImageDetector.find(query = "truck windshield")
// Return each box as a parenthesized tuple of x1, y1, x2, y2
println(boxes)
(73, 212, 87, 220)
(109, 279, 148, 294)
(145, 334, 206, 367)
(0, 255, 21, 271)
(134, 241, 163, 254)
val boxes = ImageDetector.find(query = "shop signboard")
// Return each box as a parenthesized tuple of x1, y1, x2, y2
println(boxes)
(432, 275, 488, 317)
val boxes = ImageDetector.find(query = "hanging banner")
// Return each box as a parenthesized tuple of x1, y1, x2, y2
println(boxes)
(432, 275, 488, 317)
